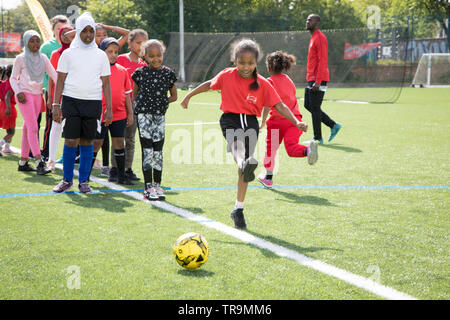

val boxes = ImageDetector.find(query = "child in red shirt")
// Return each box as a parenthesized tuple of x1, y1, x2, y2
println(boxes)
(0, 65, 18, 155)
(181, 39, 307, 230)
(258, 51, 319, 188)
(89, 37, 133, 185)
(108, 29, 148, 182)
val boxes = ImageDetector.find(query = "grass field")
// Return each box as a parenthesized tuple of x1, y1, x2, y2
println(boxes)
(0, 87, 449, 300)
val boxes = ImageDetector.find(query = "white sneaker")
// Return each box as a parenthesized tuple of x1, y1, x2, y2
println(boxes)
(2, 145, 17, 155)
(307, 140, 319, 165)
(144, 187, 159, 201)
(154, 183, 165, 200)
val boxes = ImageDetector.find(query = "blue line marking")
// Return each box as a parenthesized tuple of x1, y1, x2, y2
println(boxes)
(0, 185, 448, 199)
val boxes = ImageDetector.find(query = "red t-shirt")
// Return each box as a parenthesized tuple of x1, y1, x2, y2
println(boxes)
(50, 50, 62, 102)
(102, 63, 132, 122)
(117, 54, 147, 88)
(0, 79, 16, 105)
(307, 29, 329, 84)
(210, 68, 281, 117)
(267, 73, 301, 119)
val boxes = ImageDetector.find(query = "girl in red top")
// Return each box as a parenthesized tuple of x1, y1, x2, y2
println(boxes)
(46, 25, 75, 169)
(181, 39, 307, 230)
(0, 65, 18, 155)
(108, 29, 149, 182)
(258, 51, 319, 188)
(89, 37, 133, 185)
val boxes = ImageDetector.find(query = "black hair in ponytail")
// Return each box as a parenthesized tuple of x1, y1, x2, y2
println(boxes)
(231, 38, 263, 91)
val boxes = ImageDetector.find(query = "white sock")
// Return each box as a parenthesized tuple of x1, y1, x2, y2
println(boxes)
(235, 201, 244, 209)
(19, 160, 27, 166)
(0, 139, 5, 146)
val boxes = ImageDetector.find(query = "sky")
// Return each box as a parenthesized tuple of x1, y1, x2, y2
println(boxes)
(2, 0, 23, 10)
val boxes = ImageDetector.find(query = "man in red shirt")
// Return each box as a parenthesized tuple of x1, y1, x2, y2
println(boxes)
(304, 14, 342, 144)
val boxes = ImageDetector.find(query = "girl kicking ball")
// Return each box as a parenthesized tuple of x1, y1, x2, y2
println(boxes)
(180, 39, 307, 230)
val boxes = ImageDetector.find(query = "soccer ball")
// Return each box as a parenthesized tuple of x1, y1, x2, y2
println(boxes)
(173, 232, 209, 269)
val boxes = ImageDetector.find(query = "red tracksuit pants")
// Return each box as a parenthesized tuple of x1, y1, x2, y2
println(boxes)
(264, 115, 307, 171)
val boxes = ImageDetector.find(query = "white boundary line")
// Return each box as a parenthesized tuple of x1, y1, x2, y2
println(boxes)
(9, 145, 417, 300)
(83, 169, 417, 300)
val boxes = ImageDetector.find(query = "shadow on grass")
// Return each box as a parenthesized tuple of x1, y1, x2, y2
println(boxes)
(64, 192, 135, 212)
(321, 143, 362, 153)
(269, 189, 336, 206)
(177, 269, 215, 277)
(246, 230, 344, 259)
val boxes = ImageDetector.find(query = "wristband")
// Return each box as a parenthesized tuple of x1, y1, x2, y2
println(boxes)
(52, 103, 61, 106)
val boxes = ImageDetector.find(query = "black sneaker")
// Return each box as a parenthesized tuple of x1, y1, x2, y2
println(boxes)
(36, 161, 51, 175)
(108, 167, 118, 182)
(230, 208, 247, 229)
(240, 157, 258, 183)
(118, 174, 134, 185)
(126, 169, 140, 181)
(18, 162, 37, 172)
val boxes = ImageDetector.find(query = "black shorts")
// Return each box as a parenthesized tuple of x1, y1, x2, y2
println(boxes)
(62, 95, 102, 140)
(219, 112, 259, 158)
(96, 118, 127, 140)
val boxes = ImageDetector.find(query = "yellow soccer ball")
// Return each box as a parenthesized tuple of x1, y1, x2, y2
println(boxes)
(173, 232, 209, 269)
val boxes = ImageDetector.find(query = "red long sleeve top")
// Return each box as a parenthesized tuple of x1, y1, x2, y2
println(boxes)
(306, 29, 329, 84)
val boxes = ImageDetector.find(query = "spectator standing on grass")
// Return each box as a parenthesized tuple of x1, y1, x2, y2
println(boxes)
(52, 12, 113, 194)
(41, 15, 70, 162)
(0, 65, 18, 156)
(132, 39, 177, 201)
(304, 14, 341, 145)
(88, 37, 134, 185)
(46, 25, 75, 171)
(10, 30, 56, 175)
(107, 29, 149, 183)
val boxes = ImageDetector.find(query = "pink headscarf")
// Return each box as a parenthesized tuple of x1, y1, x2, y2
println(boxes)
(57, 25, 74, 55)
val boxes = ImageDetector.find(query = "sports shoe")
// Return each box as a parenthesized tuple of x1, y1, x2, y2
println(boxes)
(108, 167, 118, 182)
(307, 140, 319, 165)
(303, 138, 323, 146)
(125, 169, 140, 181)
(117, 173, 133, 185)
(36, 160, 52, 175)
(240, 157, 258, 183)
(18, 161, 36, 172)
(53, 179, 73, 193)
(46, 160, 56, 171)
(257, 173, 273, 188)
(154, 183, 165, 201)
(328, 123, 342, 142)
(78, 181, 92, 194)
(144, 187, 159, 201)
(2, 144, 17, 155)
(100, 166, 110, 177)
(55, 156, 63, 164)
(230, 208, 247, 229)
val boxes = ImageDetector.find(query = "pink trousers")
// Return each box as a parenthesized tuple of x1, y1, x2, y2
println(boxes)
(17, 92, 42, 159)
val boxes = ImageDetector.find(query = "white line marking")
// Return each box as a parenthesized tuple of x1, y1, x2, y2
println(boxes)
(83, 170, 417, 300)
(10, 145, 417, 300)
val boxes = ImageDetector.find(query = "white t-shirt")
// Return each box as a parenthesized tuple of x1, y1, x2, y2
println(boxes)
(57, 47, 111, 100)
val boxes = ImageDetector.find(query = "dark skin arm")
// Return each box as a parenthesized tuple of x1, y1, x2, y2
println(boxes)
(101, 75, 113, 126)
(180, 80, 211, 109)
(168, 84, 178, 103)
(52, 71, 67, 123)
(4, 90, 13, 116)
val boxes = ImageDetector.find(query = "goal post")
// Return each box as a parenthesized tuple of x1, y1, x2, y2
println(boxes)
(412, 53, 450, 88)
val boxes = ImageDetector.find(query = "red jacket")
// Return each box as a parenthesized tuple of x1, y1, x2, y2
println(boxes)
(307, 29, 329, 84)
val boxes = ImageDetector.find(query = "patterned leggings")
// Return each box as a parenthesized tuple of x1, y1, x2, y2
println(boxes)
(136, 113, 165, 187)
